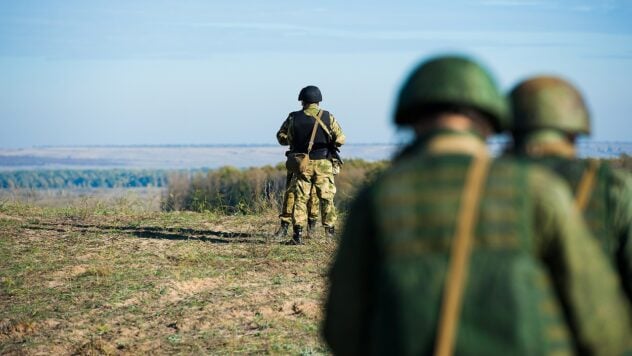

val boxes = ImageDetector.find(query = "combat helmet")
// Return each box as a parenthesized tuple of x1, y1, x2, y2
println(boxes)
(510, 76, 590, 136)
(394, 55, 508, 132)
(298, 85, 322, 103)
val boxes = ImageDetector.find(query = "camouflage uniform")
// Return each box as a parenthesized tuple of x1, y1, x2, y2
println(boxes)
(294, 158, 337, 228)
(509, 76, 632, 301)
(323, 57, 632, 355)
(277, 102, 345, 232)
(278, 170, 319, 226)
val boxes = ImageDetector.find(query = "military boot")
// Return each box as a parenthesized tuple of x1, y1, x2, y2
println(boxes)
(274, 221, 290, 238)
(291, 226, 303, 245)
(325, 226, 336, 238)
(307, 219, 318, 233)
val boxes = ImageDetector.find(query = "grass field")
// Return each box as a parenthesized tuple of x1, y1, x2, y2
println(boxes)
(0, 199, 336, 355)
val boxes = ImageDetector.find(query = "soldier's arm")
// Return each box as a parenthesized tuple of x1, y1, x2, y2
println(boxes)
(276, 115, 292, 146)
(329, 114, 346, 147)
(531, 169, 632, 355)
(323, 187, 377, 355)
(609, 168, 632, 301)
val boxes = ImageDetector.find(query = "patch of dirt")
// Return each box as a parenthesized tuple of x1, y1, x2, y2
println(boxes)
(31, 344, 70, 355)
(42, 319, 62, 330)
(0, 319, 36, 340)
(47, 280, 65, 288)
(76, 253, 97, 262)
(112, 292, 152, 308)
(159, 277, 222, 304)
(284, 300, 321, 319)
(72, 338, 118, 355)
(45, 264, 89, 288)
(0, 212, 23, 221)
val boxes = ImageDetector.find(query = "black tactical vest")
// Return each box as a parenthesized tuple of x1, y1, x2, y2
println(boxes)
(291, 110, 332, 160)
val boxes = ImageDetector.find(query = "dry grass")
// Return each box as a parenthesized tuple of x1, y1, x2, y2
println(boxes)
(0, 200, 337, 355)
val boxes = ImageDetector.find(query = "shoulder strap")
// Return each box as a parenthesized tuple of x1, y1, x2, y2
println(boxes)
(312, 111, 332, 139)
(306, 110, 323, 154)
(575, 159, 600, 212)
(434, 152, 491, 356)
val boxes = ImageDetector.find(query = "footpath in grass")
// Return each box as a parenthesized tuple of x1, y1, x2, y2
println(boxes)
(0, 201, 337, 354)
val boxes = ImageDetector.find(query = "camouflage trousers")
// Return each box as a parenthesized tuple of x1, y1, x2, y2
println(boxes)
(293, 159, 337, 228)
(279, 171, 319, 224)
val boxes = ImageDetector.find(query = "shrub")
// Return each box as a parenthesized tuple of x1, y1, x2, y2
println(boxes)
(161, 159, 387, 214)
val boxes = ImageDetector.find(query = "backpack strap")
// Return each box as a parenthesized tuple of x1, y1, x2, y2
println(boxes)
(575, 159, 600, 212)
(306, 110, 324, 154)
(435, 151, 491, 356)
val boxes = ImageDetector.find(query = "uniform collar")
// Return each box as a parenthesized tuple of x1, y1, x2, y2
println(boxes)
(419, 130, 489, 157)
(302, 103, 321, 117)
(514, 130, 576, 158)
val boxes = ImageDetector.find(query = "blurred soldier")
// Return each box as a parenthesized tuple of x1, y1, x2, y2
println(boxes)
(323, 56, 631, 355)
(277, 85, 345, 244)
(274, 169, 320, 238)
(509, 76, 632, 301)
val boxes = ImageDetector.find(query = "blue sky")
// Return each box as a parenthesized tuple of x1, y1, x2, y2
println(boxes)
(1, 0, 631, 148)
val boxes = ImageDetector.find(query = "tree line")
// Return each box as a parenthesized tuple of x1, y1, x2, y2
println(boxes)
(0, 169, 171, 189)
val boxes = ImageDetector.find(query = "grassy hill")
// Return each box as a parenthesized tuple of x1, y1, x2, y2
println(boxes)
(0, 200, 335, 354)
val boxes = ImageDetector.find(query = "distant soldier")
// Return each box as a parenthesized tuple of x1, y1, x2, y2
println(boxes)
(323, 56, 632, 354)
(508, 76, 632, 301)
(277, 85, 345, 244)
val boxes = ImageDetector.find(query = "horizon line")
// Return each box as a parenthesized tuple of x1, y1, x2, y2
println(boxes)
(1, 139, 632, 150)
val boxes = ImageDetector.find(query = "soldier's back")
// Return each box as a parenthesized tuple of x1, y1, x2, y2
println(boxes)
(325, 139, 632, 355)
(523, 155, 632, 299)
(369, 149, 570, 354)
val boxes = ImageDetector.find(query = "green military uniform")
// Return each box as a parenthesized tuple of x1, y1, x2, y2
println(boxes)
(323, 57, 632, 355)
(514, 149, 632, 302)
(509, 76, 632, 301)
(324, 131, 632, 356)
(277, 102, 345, 231)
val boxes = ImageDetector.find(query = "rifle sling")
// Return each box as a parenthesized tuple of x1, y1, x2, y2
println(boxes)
(434, 151, 491, 356)
(306, 110, 324, 154)
(575, 159, 600, 212)
(311, 111, 332, 140)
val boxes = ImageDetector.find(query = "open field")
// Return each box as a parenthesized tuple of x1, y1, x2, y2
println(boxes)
(1, 150, 631, 354)
(0, 188, 164, 211)
(0, 200, 337, 354)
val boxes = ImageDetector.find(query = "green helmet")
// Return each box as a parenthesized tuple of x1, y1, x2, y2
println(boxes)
(510, 76, 590, 135)
(394, 55, 508, 132)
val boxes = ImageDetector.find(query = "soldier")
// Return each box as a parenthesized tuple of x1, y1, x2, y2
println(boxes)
(277, 85, 345, 244)
(323, 56, 631, 354)
(508, 76, 632, 301)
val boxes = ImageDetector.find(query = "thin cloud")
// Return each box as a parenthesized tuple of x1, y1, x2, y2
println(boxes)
(167, 21, 632, 46)
(573, 5, 594, 12)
